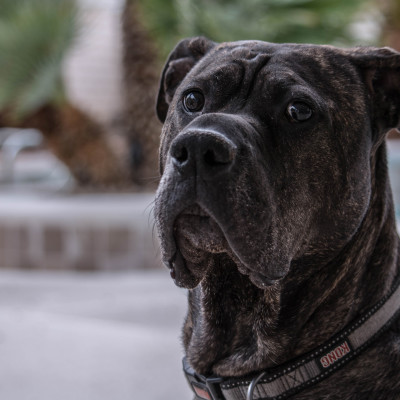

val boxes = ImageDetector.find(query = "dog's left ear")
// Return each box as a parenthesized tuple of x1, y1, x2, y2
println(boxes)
(349, 47, 400, 135)
(156, 36, 216, 123)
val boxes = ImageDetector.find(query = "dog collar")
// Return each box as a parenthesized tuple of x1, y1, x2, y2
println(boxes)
(183, 277, 400, 400)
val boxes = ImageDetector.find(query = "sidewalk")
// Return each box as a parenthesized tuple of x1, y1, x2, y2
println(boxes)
(0, 269, 191, 400)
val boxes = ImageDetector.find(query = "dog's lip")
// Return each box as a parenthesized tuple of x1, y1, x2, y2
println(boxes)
(166, 247, 199, 288)
(164, 204, 208, 273)
(167, 203, 211, 270)
(178, 204, 210, 218)
(161, 203, 284, 289)
(249, 271, 278, 287)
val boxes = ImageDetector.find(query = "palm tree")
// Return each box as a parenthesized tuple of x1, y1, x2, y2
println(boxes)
(380, 0, 400, 140)
(382, 0, 400, 50)
(0, 0, 129, 187)
(138, 0, 377, 55)
(120, 0, 162, 187)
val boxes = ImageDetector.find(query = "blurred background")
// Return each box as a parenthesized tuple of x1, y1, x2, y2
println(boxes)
(0, 0, 399, 399)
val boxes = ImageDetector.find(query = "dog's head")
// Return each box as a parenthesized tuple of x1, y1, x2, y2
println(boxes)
(154, 37, 400, 289)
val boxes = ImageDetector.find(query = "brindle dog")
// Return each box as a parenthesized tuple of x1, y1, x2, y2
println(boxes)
(154, 37, 400, 399)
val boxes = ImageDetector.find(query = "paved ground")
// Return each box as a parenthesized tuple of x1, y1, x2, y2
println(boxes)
(0, 269, 191, 400)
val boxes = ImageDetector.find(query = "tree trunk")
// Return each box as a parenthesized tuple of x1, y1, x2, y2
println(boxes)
(120, 0, 162, 188)
(382, 0, 400, 50)
(382, 0, 400, 140)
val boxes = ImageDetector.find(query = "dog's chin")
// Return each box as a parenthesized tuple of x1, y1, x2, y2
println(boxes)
(166, 205, 282, 289)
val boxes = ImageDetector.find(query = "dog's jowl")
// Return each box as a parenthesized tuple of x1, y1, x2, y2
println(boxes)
(154, 37, 400, 399)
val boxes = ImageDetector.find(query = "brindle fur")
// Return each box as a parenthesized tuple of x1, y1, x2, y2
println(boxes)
(154, 37, 400, 399)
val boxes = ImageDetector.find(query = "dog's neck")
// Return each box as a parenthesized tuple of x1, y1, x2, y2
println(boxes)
(183, 142, 400, 377)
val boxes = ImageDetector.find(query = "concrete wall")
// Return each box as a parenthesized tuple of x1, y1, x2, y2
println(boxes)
(63, 0, 125, 125)
(0, 193, 161, 270)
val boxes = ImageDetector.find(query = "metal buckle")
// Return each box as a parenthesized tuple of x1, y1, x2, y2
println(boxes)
(246, 371, 266, 400)
(183, 358, 224, 400)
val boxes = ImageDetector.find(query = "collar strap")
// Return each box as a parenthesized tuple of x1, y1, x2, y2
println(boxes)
(183, 278, 400, 400)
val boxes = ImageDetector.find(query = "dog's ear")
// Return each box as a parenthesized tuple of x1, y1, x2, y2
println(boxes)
(156, 37, 216, 123)
(349, 47, 400, 135)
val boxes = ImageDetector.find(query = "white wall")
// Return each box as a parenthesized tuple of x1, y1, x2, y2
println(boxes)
(62, 0, 125, 125)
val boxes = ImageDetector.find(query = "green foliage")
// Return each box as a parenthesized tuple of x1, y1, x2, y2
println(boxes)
(136, 0, 181, 58)
(0, 0, 78, 118)
(386, 0, 400, 29)
(137, 0, 377, 58)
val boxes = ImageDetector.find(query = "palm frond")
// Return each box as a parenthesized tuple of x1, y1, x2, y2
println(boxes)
(0, 0, 78, 118)
(137, 0, 378, 58)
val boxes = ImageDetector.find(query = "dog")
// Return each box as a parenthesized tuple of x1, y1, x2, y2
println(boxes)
(154, 37, 400, 399)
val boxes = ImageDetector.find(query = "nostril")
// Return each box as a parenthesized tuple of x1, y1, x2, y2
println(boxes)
(203, 149, 231, 166)
(203, 143, 236, 167)
(204, 150, 218, 166)
(173, 146, 189, 164)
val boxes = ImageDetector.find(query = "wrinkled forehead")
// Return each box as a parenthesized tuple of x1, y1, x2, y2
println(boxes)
(189, 41, 357, 91)
(186, 41, 274, 87)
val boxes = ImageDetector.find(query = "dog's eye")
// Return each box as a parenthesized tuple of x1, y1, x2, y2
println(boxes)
(286, 102, 313, 122)
(183, 91, 205, 113)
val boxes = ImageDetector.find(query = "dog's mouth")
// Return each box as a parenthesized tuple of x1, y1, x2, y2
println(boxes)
(165, 204, 281, 289)
(166, 204, 227, 287)
(174, 204, 228, 257)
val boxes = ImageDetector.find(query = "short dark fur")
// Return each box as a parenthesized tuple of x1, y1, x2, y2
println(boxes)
(154, 37, 400, 399)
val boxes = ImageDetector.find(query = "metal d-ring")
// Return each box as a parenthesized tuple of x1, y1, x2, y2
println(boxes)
(246, 371, 267, 400)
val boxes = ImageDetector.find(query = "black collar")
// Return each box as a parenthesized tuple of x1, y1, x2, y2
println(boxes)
(183, 278, 400, 400)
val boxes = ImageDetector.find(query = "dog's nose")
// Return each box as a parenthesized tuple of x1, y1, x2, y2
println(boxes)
(170, 130, 237, 179)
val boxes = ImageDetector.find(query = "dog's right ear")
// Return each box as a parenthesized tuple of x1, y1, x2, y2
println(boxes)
(156, 37, 216, 123)
(348, 46, 400, 137)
